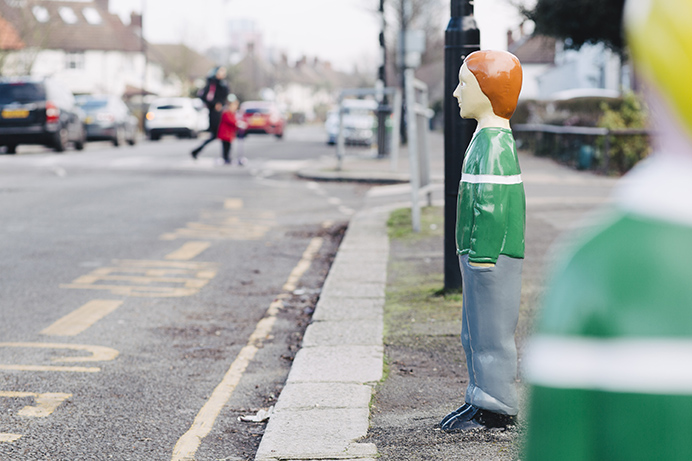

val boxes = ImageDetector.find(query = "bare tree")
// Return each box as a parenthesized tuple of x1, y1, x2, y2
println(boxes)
(0, 0, 56, 75)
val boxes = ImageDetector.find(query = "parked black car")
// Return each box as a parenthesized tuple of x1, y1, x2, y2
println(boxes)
(76, 94, 138, 146)
(0, 77, 86, 154)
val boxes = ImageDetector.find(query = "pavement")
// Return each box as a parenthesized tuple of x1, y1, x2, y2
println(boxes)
(255, 131, 618, 460)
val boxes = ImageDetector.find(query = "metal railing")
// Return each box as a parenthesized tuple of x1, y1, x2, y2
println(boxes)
(513, 124, 652, 175)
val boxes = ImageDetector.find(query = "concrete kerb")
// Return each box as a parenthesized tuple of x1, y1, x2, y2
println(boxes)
(255, 205, 393, 461)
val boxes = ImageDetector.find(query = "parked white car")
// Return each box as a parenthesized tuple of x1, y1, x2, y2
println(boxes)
(325, 98, 377, 146)
(145, 97, 208, 140)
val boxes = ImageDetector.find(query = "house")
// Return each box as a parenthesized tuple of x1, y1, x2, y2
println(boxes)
(536, 42, 623, 100)
(147, 43, 217, 98)
(0, 0, 215, 101)
(508, 33, 556, 100)
(0, 0, 150, 96)
(227, 45, 370, 122)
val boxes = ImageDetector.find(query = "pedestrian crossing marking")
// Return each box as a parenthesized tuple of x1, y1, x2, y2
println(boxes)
(40, 300, 123, 337)
(60, 259, 218, 297)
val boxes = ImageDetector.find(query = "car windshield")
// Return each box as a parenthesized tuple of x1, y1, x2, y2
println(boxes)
(0, 83, 46, 104)
(78, 99, 108, 109)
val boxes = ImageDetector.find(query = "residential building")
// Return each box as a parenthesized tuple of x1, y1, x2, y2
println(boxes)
(0, 0, 148, 96)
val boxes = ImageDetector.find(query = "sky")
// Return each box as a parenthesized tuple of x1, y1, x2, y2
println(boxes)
(109, 0, 528, 72)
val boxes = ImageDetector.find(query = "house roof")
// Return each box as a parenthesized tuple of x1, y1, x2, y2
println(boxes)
(509, 35, 556, 65)
(0, 14, 23, 50)
(148, 43, 216, 81)
(0, 0, 142, 52)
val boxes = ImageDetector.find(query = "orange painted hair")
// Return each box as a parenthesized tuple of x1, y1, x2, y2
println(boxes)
(464, 50, 522, 119)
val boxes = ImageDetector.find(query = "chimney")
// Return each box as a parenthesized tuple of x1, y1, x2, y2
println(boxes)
(130, 13, 142, 29)
(95, 0, 109, 12)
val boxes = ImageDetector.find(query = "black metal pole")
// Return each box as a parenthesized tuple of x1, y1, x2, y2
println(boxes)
(443, 0, 479, 291)
(399, 0, 408, 145)
(377, 0, 389, 157)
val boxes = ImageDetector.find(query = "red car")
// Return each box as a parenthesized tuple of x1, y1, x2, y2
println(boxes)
(239, 101, 285, 138)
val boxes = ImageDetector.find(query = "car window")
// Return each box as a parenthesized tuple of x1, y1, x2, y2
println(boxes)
(154, 104, 184, 110)
(79, 99, 108, 109)
(244, 108, 270, 115)
(344, 108, 373, 116)
(0, 83, 46, 104)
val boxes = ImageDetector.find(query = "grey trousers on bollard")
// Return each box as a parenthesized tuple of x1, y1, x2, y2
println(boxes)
(459, 254, 523, 415)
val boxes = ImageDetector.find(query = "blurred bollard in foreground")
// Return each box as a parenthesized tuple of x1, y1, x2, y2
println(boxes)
(523, 0, 692, 459)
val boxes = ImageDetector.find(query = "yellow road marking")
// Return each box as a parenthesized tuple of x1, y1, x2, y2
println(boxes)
(0, 433, 22, 443)
(165, 241, 212, 261)
(40, 300, 123, 337)
(61, 260, 218, 298)
(0, 342, 119, 373)
(0, 391, 72, 417)
(224, 198, 243, 209)
(0, 365, 101, 373)
(283, 237, 323, 292)
(171, 236, 325, 461)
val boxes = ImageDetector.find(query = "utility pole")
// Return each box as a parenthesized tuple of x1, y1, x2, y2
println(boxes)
(398, 0, 409, 145)
(376, 0, 390, 158)
(140, 0, 148, 132)
(443, 0, 479, 291)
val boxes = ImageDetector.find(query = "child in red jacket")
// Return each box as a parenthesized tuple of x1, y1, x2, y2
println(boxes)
(217, 95, 240, 165)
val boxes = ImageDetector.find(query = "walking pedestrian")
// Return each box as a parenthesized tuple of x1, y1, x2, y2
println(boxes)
(192, 66, 229, 159)
(217, 95, 241, 165)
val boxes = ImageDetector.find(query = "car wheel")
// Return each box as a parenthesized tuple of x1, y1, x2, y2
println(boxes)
(53, 127, 68, 152)
(113, 127, 125, 147)
(149, 132, 160, 141)
(74, 125, 86, 151)
(127, 133, 137, 146)
(6, 144, 17, 154)
(189, 130, 198, 139)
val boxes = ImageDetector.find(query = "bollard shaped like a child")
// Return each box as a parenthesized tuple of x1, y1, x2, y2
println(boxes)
(523, 0, 692, 458)
(440, 49, 525, 432)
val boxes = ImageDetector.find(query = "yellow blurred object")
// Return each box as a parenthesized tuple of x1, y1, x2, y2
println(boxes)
(625, 0, 692, 133)
(146, 112, 155, 121)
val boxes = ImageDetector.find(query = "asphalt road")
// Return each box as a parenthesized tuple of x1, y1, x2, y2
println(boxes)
(0, 126, 367, 460)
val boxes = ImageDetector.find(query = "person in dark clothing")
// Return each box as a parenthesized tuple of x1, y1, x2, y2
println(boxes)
(192, 66, 230, 159)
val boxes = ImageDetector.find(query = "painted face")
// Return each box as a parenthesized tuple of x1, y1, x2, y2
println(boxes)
(452, 63, 491, 120)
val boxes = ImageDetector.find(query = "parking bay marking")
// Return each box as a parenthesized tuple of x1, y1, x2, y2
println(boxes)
(0, 433, 22, 443)
(0, 342, 119, 373)
(171, 235, 325, 460)
(40, 300, 123, 337)
(0, 391, 72, 418)
(60, 259, 218, 298)
(160, 197, 275, 241)
(165, 241, 211, 261)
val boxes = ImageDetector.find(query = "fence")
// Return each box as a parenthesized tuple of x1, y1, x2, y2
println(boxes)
(513, 124, 652, 175)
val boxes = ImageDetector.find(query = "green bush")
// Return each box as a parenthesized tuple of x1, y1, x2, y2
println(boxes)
(597, 92, 651, 174)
